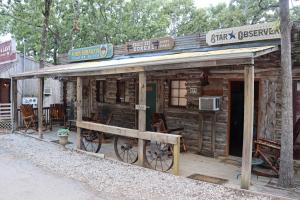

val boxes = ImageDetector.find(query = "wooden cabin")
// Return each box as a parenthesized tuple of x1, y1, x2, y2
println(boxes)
(10, 22, 300, 188)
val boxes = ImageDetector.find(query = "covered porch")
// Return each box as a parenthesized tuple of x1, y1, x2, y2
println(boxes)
(11, 45, 278, 189)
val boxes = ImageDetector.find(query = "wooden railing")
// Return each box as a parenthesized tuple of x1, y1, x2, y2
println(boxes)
(17, 107, 50, 127)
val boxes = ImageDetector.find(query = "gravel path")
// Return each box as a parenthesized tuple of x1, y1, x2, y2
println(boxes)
(0, 134, 283, 200)
(0, 147, 103, 200)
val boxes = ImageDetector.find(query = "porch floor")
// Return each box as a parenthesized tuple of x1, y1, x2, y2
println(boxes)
(22, 126, 300, 199)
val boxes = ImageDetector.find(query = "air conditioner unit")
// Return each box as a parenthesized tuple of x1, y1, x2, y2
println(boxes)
(44, 88, 52, 95)
(199, 97, 221, 111)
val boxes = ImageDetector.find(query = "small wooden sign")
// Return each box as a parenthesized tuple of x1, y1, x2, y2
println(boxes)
(126, 37, 175, 54)
(68, 44, 113, 62)
(135, 104, 147, 111)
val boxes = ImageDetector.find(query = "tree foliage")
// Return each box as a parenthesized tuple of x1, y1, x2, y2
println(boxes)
(0, 0, 299, 63)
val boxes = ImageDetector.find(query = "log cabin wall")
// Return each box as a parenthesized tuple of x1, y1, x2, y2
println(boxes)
(89, 75, 137, 129)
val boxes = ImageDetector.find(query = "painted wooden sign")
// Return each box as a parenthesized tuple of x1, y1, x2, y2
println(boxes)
(68, 44, 113, 62)
(206, 22, 280, 46)
(126, 37, 175, 54)
(0, 39, 17, 64)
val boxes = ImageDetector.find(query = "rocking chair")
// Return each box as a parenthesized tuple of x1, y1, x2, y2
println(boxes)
(150, 113, 187, 152)
(20, 104, 46, 132)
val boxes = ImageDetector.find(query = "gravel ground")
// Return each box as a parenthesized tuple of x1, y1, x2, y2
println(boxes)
(0, 134, 285, 200)
(0, 147, 103, 200)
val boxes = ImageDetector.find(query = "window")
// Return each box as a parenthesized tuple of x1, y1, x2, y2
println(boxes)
(170, 80, 187, 106)
(116, 80, 130, 103)
(96, 80, 105, 103)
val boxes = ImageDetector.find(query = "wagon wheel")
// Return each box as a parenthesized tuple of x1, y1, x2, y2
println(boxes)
(114, 136, 138, 164)
(81, 130, 103, 153)
(144, 141, 173, 172)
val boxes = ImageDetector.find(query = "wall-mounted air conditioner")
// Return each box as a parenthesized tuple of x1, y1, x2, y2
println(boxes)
(199, 97, 221, 111)
(44, 88, 52, 95)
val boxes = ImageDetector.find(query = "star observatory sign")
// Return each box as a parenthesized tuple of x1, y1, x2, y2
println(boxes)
(206, 22, 281, 46)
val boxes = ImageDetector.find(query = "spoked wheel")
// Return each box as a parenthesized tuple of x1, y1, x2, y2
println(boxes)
(81, 130, 103, 153)
(144, 141, 173, 172)
(114, 136, 138, 164)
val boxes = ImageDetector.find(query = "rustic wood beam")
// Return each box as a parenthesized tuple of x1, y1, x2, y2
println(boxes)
(138, 72, 146, 166)
(38, 78, 44, 138)
(11, 78, 18, 132)
(76, 77, 83, 149)
(76, 121, 181, 145)
(241, 62, 255, 189)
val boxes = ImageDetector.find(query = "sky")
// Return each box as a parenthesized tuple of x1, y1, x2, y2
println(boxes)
(193, 0, 230, 8)
(193, 0, 300, 8)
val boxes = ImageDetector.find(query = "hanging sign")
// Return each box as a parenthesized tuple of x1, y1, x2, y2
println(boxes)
(206, 22, 280, 46)
(126, 37, 175, 54)
(0, 39, 17, 64)
(68, 44, 113, 62)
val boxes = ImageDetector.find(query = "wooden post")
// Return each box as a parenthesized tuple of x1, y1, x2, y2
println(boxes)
(38, 77, 44, 138)
(172, 137, 180, 175)
(241, 63, 255, 189)
(11, 78, 18, 132)
(76, 77, 83, 149)
(138, 72, 146, 166)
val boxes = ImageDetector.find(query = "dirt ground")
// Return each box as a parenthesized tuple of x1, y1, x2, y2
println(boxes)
(0, 148, 103, 200)
(0, 133, 288, 200)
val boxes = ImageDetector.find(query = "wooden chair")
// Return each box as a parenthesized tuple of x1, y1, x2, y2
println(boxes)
(150, 113, 187, 152)
(20, 104, 47, 132)
(50, 104, 66, 130)
(254, 138, 280, 177)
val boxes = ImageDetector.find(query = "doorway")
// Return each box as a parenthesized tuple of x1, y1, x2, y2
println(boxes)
(146, 83, 157, 131)
(229, 81, 259, 157)
(0, 79, 11, 103)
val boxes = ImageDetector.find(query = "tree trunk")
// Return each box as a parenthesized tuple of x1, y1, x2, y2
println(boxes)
(278, 0, 294, 188)
(39, 0, 52, 69)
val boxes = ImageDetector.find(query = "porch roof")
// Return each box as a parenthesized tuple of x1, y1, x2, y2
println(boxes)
(12, 45, 278, 79)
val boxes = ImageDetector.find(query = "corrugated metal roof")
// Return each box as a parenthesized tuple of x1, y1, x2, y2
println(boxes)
(12, 45, 278, 79)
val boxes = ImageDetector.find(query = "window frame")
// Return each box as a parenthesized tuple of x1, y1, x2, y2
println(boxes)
(116, 80, 128, 104)
(96, 80, 106, 103)
(169, 80, 187, 107)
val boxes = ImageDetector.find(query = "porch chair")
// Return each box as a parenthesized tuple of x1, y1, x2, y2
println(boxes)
(20, 104, 47, 132)
(50, 104, 66, 130)
(150, 112, 187, 152)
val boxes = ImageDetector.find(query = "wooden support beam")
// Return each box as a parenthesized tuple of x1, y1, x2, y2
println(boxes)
(76, 77, 83, 149)
(38, 78, 44, 139)
(241, 63, 255, 189)
(172, 137, 180, 175)
(138, 72, 146, 166)
(76, 121, 181, 145)
(11, 79, 18, 132)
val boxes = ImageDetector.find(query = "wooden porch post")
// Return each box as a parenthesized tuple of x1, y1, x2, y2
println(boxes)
(38, 77, 44, 138)
(11, 78, 18, 132)
(76, 77, 83, 149)
(138, 72, 146, 166)
(241, 62, 255, 189)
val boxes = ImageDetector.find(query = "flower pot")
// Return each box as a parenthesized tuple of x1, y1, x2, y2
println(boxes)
(58, 135, 68, 146)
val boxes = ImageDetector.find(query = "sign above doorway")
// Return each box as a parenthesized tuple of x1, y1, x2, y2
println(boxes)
(126, 37, 175, 54)
(206, 22, 281, 46)
(68, 44, 113, 62)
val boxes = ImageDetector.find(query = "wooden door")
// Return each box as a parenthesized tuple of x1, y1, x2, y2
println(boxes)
(146, 83, 157, 131)
(0, 79, 10, 103)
